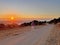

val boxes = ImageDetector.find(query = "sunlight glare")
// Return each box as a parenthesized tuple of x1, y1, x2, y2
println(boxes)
(10, 16, 14, 20)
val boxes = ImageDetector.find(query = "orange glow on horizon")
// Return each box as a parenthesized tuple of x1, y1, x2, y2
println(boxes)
(10, 16, 15, 20)
(0, 13, 59, 21)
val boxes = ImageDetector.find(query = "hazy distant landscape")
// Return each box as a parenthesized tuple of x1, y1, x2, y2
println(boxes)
(0, 0, 60, 45)
(0, 17, 60, 45)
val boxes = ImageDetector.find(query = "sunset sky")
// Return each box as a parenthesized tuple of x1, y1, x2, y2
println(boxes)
(0, 0, 60, 22)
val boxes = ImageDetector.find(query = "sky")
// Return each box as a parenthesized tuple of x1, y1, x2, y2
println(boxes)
(0, 0, 60, 21)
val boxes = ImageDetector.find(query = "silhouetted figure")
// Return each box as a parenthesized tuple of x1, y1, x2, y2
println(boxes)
(31, 21, 35, 29)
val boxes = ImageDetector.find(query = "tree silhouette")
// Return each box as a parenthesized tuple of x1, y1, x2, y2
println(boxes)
(32, 20, 39, 25)
(48, 17, 60, 24)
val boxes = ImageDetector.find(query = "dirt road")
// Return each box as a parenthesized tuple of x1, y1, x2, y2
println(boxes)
(0, 24, 54, 45)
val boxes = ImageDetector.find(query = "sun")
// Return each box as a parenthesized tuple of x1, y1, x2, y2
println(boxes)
(10, 16, 14, 20)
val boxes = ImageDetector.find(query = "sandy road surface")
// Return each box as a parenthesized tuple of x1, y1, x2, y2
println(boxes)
(0, 24, 54, 45)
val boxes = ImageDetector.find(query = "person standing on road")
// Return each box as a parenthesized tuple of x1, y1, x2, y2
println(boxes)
(31, 21, 35, 29)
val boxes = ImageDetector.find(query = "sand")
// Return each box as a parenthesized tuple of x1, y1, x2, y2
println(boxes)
(0, 25, 41, 40)
(45, 24, 60, 45)
(0, 24, 60, 45)
(0, 26, 32, 40)
(0, 24, 54, 45)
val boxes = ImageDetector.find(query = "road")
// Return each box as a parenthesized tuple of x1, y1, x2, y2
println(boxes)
(0, 24, 54, 45)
